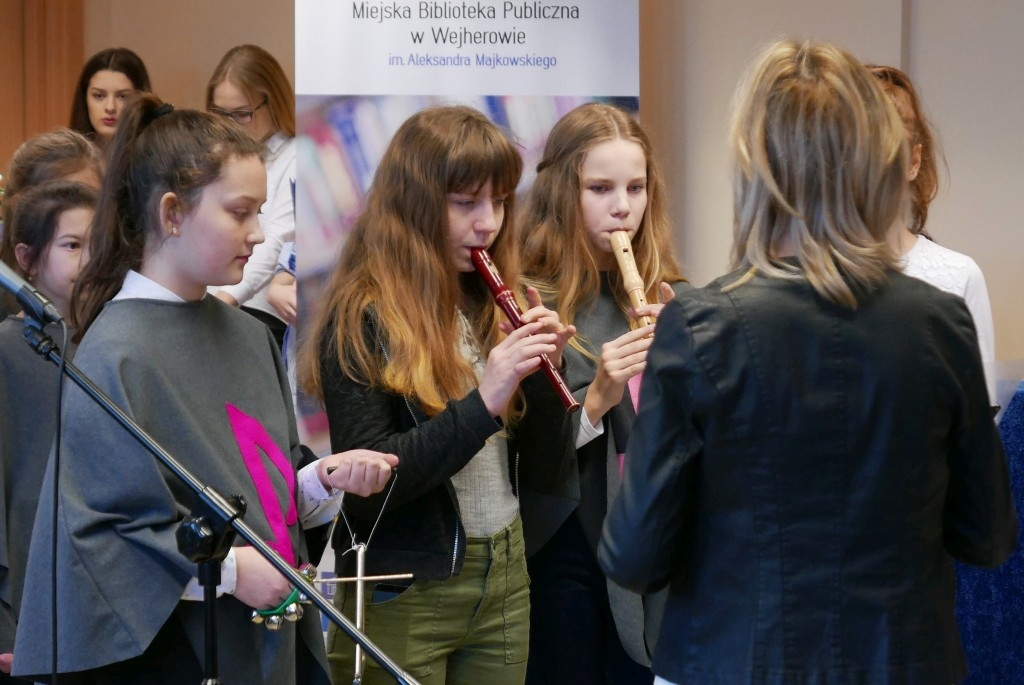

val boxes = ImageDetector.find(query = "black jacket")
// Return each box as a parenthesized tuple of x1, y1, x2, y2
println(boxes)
(320, 314, 576, 580)
(599, 268, 1017, 685)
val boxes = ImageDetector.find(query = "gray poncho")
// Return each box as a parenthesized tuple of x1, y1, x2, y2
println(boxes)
(13, 298, 328, 684)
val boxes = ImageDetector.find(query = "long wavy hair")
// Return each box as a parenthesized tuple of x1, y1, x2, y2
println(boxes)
(728, 40, 909, 308)
(518, 102, 684, 357)
(301, 105, 526, 421)
(867, 64, 941, 238)
(71, 94, 263, 338)
(206, 44, 296, 138)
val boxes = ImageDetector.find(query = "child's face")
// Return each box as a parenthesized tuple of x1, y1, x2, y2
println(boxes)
(167, 155, 266, 300)
(579, 138, 648, 269)
(446, 178, 506, 272)
(32, 207, 93, 316)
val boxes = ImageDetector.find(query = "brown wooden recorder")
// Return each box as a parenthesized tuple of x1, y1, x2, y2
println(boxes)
(609, 231, 655, 328)
(470, 248, 580, 413)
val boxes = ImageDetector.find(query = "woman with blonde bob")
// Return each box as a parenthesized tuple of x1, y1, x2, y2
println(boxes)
(598, 40, 1016, 685)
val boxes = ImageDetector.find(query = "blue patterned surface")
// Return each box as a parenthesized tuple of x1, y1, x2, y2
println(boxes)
(956, 381, 1024, 684)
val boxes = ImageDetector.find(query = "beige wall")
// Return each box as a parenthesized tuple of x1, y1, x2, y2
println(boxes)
(84, 0, 294, 110)
(909, 1, 1024, 364)
(640, 0, 1024, 363)
(84, 1, 1024, 363)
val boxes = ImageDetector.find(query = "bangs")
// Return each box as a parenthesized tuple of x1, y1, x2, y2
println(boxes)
(446, 123, 523, 196)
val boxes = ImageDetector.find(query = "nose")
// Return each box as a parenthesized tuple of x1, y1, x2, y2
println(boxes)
(104, 96, 116, 113)
(611, 189, 630, 218)
(248, 220, 265, 247)
(475, 204, 502, 238)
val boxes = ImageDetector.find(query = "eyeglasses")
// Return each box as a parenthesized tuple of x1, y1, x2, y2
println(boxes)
(209, 96, 268, 125)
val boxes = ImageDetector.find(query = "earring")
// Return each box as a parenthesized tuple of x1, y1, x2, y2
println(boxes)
(169, 225, 178, 236)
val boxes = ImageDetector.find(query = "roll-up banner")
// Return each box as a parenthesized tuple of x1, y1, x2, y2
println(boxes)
(294, 0, 640, 443)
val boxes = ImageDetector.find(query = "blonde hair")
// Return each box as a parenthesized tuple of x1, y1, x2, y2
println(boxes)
(206, 44, 295, 138)
(301, 105, 526, 421)
(729, 40, 909, 308)
(519, 102, 684, 356)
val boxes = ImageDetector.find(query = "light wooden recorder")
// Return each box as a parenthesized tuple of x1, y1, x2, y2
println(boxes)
(609, 230, 655, 328)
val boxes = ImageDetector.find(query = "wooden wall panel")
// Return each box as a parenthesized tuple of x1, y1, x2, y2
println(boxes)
(0, 1, 27, 186)
(1, 0, 83, 184)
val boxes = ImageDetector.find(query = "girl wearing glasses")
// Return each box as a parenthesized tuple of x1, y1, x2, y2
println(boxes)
(205, 44, 295, 349)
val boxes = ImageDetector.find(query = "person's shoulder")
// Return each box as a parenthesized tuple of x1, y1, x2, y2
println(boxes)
(82, 297, 253, 346)
(668, 279, 696, 298)
(915, 235, 980, 269)
(903, 235, 984, 293)
(888, 268, 966, 303)
(0, 315, 22, 339)
(680, 267, 760, 305)
(660, 273, 743, 327)
(266, 133, 296, 164)
(886, 270, 976, 337)
(0, 317, 28, 367)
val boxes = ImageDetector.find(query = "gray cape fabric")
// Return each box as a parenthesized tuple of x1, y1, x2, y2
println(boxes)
(12, 297, 328, 684)
(0, 318, 74, 654)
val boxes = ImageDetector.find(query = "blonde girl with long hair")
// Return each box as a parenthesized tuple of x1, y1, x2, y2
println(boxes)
(517, 102, 688, 684)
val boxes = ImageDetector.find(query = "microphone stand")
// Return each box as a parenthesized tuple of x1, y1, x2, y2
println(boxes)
(22, 318, 420, 685)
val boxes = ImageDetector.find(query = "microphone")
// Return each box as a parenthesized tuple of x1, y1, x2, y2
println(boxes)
(0, 260, 64, 324)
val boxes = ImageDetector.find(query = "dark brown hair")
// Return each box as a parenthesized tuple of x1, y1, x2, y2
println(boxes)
(4, 180, 97, 278)
(69, 48, 151, 138)
(0, 129, 102, 315)
(72, 94, 263, 337)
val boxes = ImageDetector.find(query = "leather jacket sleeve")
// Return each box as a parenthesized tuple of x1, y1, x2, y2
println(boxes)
(941, 298, 1018, 566)
(319, 335, 499, 522)
(319, 313, 576, 519)
(598, 299, 700, 593)
(515, 371, 578, 492)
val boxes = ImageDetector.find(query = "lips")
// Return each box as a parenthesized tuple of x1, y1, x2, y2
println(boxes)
(102, 118, 117, 126)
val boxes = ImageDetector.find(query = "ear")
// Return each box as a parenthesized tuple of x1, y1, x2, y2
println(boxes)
(14, 243, 35, 278)
(158, 191, 185, 236)
(908, 143, 922, 182)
